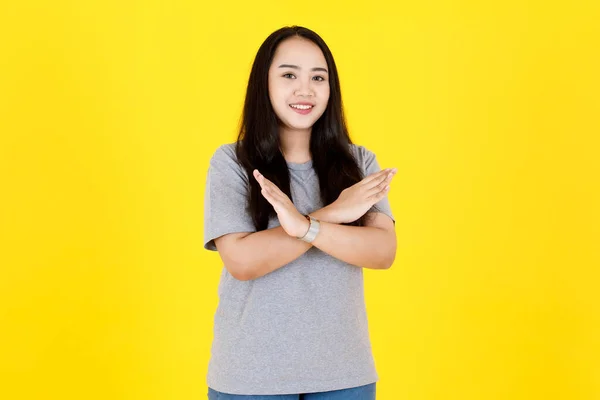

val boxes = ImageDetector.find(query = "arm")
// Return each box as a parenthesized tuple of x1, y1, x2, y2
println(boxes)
(310, 211, 397, 270)
(307, 149, 397, 269)
(217, 208, 396, 280)
(215, 164, 397, 280)
(214, 205, 337, 281)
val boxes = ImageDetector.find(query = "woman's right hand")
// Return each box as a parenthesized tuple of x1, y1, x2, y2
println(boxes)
(329, 168, 397, 224)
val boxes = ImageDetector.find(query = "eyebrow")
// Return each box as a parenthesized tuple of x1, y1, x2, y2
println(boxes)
(278, 64, 328, 73)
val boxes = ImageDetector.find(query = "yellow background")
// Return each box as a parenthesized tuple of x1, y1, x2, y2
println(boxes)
(1, 0, 598, 399)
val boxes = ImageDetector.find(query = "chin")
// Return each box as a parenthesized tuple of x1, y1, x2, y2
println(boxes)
(286, 121, 317, 131)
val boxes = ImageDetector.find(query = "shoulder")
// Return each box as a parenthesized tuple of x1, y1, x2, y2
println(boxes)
(210, 142, 239, 163)
(348, 143, 377, 168)
(208, 142, 248, 182)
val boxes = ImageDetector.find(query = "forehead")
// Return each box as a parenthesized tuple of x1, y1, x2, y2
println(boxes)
(271, 37, 327, 68)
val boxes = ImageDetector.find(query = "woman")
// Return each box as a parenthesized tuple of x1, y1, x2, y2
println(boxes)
(204, 25, 397, 399)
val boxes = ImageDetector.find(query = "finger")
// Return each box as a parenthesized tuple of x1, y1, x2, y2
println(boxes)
(253, 169, 265, 188)
(366, 171, 396, 195)
(361, 168, 397, 187)
(260, 187, 277, 205)
(367, 184, 391, 201)
(261, 183, 284, 202)
(359, 168, 390, 186)
(254, 170, 277, 190)
(255, 172, 278, 197)
(260, 180, 283, 203)
(363, 168, 396, 190)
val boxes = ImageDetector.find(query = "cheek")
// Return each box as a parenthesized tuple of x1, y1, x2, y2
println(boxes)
(268, 77, 283, 99)
(270, 86, 288, 105)
(268, 86, 289, 118)
(319, 88, 330, 109)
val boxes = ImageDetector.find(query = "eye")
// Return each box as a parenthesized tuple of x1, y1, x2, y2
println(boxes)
(283, 73, 296, 79)
(313, 76, 325, 82)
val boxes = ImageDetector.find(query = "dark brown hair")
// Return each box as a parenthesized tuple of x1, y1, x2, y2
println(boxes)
(236, 25, 367, 231)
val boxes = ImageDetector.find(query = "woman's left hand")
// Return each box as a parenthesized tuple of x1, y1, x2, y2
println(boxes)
(253, 169, 309, 238)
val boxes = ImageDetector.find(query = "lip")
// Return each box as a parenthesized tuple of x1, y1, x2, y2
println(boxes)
(289, 103, 314, 115)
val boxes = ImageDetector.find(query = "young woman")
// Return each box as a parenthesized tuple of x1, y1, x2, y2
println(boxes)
(204, 25, 397, 399)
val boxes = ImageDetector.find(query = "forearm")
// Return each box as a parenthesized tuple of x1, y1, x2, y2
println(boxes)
(236, 206, 336, 280)
(311, 221, 396, 270)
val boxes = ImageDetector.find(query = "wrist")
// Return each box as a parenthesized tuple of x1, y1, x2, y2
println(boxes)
(309, 204, 341, 224)
(296, 214, 321, 243)
(296, 215, 310, 238)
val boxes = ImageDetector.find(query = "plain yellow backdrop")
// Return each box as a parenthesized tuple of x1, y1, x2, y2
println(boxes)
(1, 1, 599, 399)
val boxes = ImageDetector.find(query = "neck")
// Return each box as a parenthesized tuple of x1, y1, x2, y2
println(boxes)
(279, 126, 312, 163)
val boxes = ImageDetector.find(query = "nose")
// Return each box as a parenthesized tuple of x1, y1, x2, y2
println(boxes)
(294, 79, 314, 97)
(294, 88, 314, 97)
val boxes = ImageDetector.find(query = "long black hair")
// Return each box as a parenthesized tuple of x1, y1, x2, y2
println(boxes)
(236, 25, 368, 231)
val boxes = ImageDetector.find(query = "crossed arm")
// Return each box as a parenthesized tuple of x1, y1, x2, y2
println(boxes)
(214, 164, 397, 281)
(214, 204, 396, 281)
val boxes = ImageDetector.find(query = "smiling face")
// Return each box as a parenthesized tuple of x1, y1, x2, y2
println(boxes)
(268, 36, 330, 133)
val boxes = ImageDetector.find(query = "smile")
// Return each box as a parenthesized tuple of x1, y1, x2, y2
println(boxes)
(289, 104, 314, 114)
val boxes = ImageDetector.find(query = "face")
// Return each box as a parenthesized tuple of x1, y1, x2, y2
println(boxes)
(268, 37, 330, 132)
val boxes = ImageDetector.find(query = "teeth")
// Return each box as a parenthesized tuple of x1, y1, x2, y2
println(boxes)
(290, 104, 313, 110)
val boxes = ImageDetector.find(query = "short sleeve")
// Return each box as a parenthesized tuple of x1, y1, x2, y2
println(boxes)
(203, 144, 256, 251)
(363, 148, 395, 224)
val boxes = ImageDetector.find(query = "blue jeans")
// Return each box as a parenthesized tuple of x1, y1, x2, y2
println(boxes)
(207, 383, 376, 400)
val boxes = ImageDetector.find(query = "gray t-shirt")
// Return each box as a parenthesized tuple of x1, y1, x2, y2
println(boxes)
(203, 142, 395, 395)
